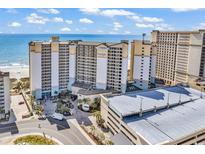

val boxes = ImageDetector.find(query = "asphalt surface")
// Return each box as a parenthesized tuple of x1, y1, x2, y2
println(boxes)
(71, 100, 92, 126)
(0, 118, 91, 145)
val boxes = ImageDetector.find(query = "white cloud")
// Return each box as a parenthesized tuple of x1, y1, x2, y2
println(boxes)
(100, 9, 135, 17)
(154, 23, 174, 30)
(135, 22, 173, 30)
(65, 20, 73, 24)
(80, 8, 135, 17)
(143, 17, 163, 23)
(109, 31, 119, 34)
(124, 31, 131, 34)
(61, 27, 71, 32)
(171, 8, 199, 12)
(8, 22, 21, 27)
(129, 15, 163, 23)
(113, 22, 123, 31)
(79, 18, 94, 24)
(194, 23, 205, 29)
(6, 9, 18, 14)
(26, 13, 49, 24)
(37, 9, 60, 14)
(79, 8, 100, 15)
(97, 30, 104, 33)
(75, 28, 80, 32)
(53, 17, 64, 23)
(136, 23, 154, 28)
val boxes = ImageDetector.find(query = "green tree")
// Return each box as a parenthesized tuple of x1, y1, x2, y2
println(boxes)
(90, 125, 96, 135)
(105, 140, 114, 145)
(91, 97, 101, 111)
(35, 105, 44, 117)
(30, 95, 35, 108)
(14, 81, 23, 93)
(82, 98, 90, 104)
(77, 99, 83, 105)
(99, 133, 105, 141)
(93, 111, 105, 127)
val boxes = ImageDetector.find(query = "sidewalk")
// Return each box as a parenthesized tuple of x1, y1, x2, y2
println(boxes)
(69, 119, 96, 145)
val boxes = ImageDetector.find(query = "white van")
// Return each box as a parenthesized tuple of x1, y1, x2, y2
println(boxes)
(82, 104, 90, 112)
(51, 113, 64, 121)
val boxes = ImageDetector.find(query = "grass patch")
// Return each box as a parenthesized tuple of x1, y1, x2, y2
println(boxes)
(13, 135, 57, 145)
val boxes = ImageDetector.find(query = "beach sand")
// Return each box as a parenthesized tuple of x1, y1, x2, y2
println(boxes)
(0, 65, 29, 79)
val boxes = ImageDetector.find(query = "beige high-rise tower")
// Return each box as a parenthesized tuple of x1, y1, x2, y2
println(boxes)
(130, 40, 156, 89)
(0, 71, 10, 119)
(29, 37, 128, 99)
(151, 30, 205, 85)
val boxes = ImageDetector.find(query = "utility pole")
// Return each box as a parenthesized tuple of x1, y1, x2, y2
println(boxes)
(201, 86, 203, 98)
(167, 93, 170, 108)
(139, 97, 143, 117)
(179, 94, 181, 104)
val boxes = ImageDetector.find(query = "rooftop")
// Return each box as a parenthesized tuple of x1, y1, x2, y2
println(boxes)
(152, 29, 205, 34)
(0, 71, 9, 77)
(124, 98, 205, 144)
(29, 37, 128, 46)
(108, 86, 201, 117)
(106, 86, 205, 144)
(72, 82, 115, 95)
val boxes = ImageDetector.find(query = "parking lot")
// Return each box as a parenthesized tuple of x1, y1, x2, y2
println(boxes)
(10, 95, 29, 122)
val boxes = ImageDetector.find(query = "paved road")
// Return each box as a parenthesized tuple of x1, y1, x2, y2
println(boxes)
(0, 118, 91, 145)
(71, 100, 92, 126)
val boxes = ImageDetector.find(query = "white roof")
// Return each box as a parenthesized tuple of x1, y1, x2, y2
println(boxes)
(108, 86, 201, 117)
(124, 99, 205, 144)
(107, 86, 205, 144)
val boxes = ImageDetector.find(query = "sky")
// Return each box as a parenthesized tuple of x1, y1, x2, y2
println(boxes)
(0, 8, 205, 34)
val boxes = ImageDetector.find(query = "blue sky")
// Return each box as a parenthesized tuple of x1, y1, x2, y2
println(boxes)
(0, 8, 205, 34)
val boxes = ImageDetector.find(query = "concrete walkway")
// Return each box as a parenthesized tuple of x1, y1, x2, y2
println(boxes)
(69, 119, 96, 145)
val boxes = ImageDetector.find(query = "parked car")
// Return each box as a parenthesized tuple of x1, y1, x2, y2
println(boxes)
(50, 113, 64, 121)
(18, 101, 24, 105)
(38, 115, 46, 120)
(63, 111, 71, 116)
(82, 104, 90, 112)
(65, 103, 74, 109)
(71, 95, 78, 101)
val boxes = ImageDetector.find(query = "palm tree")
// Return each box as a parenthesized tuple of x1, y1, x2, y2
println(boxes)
(93, 111, 105, 127)
(14, 81, 23, 93)
(77, 99, 83, 105)
(92, 97, 101, 110)
(82, 98, 91, 104)
(105, 140, 114, 145)
(99, 133, 105, 141)
(30, 95, 35, 108)
(90, 125, 96, 135)
(35, 105, 44, 117)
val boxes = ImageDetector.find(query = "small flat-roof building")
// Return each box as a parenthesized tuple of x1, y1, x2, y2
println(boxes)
(101, 85, 205, 145)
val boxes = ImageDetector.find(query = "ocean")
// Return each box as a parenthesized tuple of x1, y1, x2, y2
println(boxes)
(0, 34, 141, 66)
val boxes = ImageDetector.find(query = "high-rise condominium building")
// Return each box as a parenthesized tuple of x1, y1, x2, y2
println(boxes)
(0, 71, 10, 119)
(29, 37, 128, 99)
(129, 40, 156, 89)
(151, 30, 205, 85)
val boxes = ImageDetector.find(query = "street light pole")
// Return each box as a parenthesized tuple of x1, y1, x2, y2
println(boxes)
(139, 97, 143, 117)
